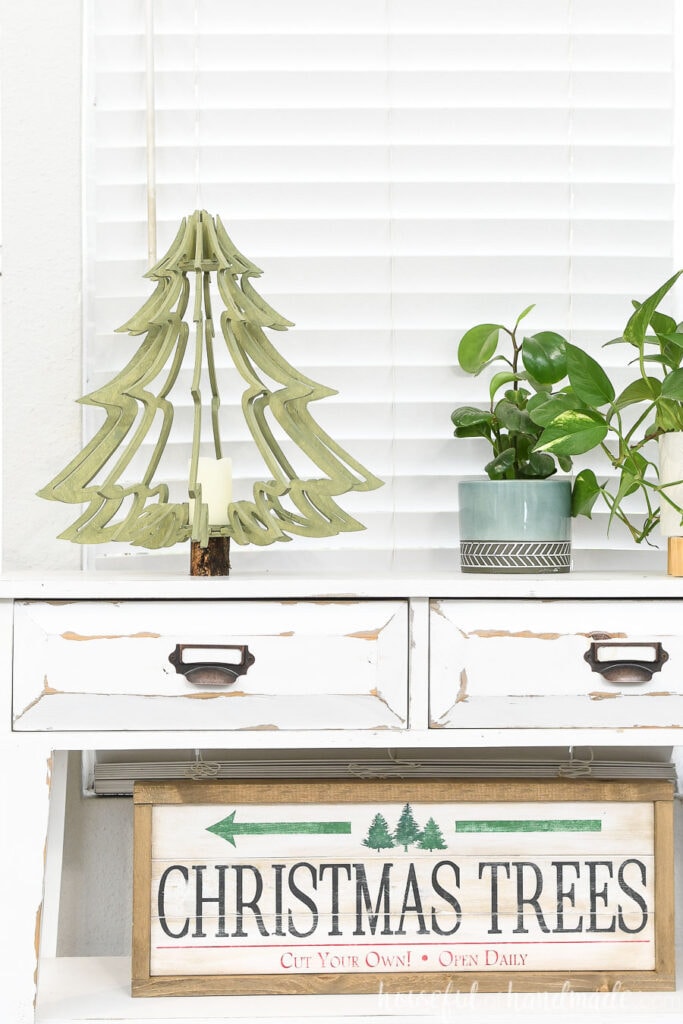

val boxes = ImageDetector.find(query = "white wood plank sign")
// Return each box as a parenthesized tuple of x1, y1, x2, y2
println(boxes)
(132, 779, 674, 996)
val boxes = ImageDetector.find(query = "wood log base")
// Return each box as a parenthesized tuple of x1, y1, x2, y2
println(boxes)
(667, 536, 683, 577)
(190, 537, 231, 576)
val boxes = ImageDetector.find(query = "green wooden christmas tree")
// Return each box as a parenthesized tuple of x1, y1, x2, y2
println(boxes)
(38, 211, 382, 564)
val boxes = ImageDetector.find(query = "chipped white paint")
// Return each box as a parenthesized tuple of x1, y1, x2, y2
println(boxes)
(13, 600, 408, 732)
(430, 600, 683, 730)
(0, 735, 55, 1023)
(39, 750, 70, 957)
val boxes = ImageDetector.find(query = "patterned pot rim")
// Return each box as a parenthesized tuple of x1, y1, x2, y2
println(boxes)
(460, 539, 571, 574)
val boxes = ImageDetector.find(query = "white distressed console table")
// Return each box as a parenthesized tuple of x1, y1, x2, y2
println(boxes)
(1, 570, 682, 1023)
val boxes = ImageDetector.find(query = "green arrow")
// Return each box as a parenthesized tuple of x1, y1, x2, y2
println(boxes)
(206, 811, 352, 847)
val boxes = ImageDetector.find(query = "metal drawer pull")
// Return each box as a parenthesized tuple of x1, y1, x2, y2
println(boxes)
(584, 641, 668, 684)
(169, 644, 255, 687)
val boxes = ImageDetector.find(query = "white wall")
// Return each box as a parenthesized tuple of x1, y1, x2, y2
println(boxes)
(1, 0, 83, 571)
(2, 0, 682, 968)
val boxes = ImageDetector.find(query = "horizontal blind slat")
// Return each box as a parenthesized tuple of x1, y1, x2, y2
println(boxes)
(85, 2, 676, 571)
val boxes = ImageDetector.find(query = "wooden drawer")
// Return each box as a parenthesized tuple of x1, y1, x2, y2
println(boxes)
(12, 600, 407, 732)
(430, 599, 683, 731)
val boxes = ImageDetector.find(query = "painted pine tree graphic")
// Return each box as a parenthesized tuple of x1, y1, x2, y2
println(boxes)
(393, 803, 422, 852)
(416, 816, 447, 852)
(38, 210, 382, 550)
(362, 813, 395, 852)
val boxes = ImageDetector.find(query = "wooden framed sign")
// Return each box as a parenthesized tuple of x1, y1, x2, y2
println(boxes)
(132, 778, 674, 996)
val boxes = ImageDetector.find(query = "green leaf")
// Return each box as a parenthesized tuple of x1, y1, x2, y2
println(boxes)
(660, 367, 683, 400)
(655, 398, 683, 433)
(489, 371, 523, 401)
(493, 399, 536, 437)
(650, 311, 677, 338)
(621, 450, 649, 493)
(565, 342, 615, 407)
(623, 270, 683, 348)
(661, 340, 683, 371)
(557, 454, 573, 473)
(526, 374, 552, 394)
(607, 452, 650, 533)
(451, 406, 493, 439)
(458, 323, 502, 374)
(518, 452, 557, 479)
(608, 456, 649, 538)
(521, 331, 567, 385)
(451, 406, 492, 428)
(534, 409, 609, 456)
(484, 448, 516, 479)
(613, 377, 661, 410)
(571, 469, 602, 518)
(514, 435, 534, 462)
(514, 304, 535, 329)
(517, 387, 532, 400)
(527, 391, 584, 427)
(473, 354, 511, 376)
(453, 426, 491, 439)
(503, 387, 531, 408)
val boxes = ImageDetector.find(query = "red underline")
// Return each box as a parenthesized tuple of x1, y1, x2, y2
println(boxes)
(157, 938, 651, 950)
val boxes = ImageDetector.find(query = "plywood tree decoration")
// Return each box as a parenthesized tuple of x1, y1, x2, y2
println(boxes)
(39, 211, 382, 565)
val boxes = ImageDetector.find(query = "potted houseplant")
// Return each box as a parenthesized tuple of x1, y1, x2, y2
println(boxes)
(532, 270, 683, 569)
(453, 273, 683, 574)
(454, 270, 683, 577)
(452, 306, 611, 572)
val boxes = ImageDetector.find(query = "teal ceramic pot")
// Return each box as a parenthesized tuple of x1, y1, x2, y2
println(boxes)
(458, 479, 571, 573)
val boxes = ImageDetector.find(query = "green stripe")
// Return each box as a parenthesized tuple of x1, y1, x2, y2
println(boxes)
(456, 819, 602, 834)
(206, 812, 352, 846)
(229, 821, 352, 836)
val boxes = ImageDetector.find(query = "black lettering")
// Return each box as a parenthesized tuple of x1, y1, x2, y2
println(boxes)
(395, 863, 429, 935)
(193, 864, 228, 938)
(287, 862, 318, 938)
(319, 863, 352, 936)
(552, 860, 583, 933)
(157, 864, 189, 939)
(513, 862, 550, 934)
(587, 861, 616, 933)
(431, 860, 462, 936)
(232, 865, 269, 938)
(272, 863, 286, 937)
(353, 862, 393, 936)
(479, 861, 510, 935)
(617, 859, 649, 934)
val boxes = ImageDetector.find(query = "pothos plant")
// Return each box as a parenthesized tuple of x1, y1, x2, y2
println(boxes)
(451, 271, 683, 544)
(540, 270, 683, 544)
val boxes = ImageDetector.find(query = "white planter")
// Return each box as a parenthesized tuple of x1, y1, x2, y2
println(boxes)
(659, 432, 683, 536)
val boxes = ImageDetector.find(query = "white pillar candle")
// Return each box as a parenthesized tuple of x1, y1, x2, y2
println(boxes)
(659, 432, 683, 536)
(189, 457, 232, 526)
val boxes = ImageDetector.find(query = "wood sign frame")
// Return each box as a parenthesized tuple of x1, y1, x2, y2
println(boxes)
(132, 778, 675, 996)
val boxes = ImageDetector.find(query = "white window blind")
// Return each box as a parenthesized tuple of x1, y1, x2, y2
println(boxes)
(85, 0, 676, 573)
